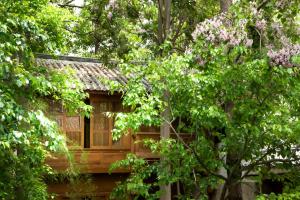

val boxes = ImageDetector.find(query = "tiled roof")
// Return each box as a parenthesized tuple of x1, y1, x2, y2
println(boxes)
(36, 54, 148, 91)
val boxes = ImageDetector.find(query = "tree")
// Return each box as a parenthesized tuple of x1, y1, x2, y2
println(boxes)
(106, 0, 300, 199)
(70, 2, 218, 198)
(0, 0, 90, 199)
(65, 0, 218, 60)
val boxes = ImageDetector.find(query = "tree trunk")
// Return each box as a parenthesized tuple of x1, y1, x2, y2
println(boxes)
(214, 2, 235, 199)
(223, 101, 243, 200)
(220, 0, 232, 12)
(94, 19, 100, 54)
(158, 1, 172, 200)
(157, 0, 172, 44)
(15, 148, 25, 200)
(220, 0, 242, 186)
(160, 91, 171, 200)
(227, 183, 243, 200)
(225, 152, 243, 200)
(157, 0, 164, 44)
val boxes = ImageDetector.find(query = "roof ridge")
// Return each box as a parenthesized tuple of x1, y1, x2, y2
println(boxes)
(35, 53, 108, 64)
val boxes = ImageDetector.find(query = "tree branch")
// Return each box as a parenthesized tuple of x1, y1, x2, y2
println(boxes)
(241, 147, 272, 179)
(256, 158, 300, 166)
(257, 0, 270, 10)
(162, 118, 227, 181)
(57, 3, 84, 8)
(171, 16, 184, 45)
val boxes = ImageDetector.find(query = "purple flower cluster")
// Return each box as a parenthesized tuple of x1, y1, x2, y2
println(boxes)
(255, 19, 267, 31)
(192, 0, 299, 69)
(105, 0, 118, 20)
(192, 15, 252, 47)
(271, 22, 282, 33)
(249, 3, 268, 32)
(267, 44, 300, 67)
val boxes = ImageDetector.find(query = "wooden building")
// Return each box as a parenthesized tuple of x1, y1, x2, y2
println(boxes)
(37, 55, 159, 199)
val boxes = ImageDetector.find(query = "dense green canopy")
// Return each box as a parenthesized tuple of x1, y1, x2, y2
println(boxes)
(102, 0, 300, 199)
(0, 0, 89, 199)
(0, 0, 299, 199)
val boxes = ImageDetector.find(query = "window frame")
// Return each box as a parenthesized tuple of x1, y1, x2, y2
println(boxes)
(89, 94, 131, 150)
(48, 100, 84, 149)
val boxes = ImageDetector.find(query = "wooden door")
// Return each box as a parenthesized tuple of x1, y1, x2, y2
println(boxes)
(90, 95, 131, 149)
(91, 101, 112, 147)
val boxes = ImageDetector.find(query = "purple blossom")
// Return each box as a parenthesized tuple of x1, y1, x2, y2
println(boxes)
(279, 36, 290, 47)
(192, 25, 207, 41)
(255, 19, 267, 31)
(267, 44, 300, 67)
(219, 29, 229, 41)
(137, 28, 147, 33)
(271, 22, 281, 33)
(249, 2, 258, 15)
(195, 56, 206, 66)
(239, 19, 248, 27)
(276, 0, 289, 9)
(229, 36, 241, 46)
(245, 39, 253, 47)
(192, 15, 251, 47)
(207, 33, 216, 42)
(185, 47, 192, 54)
(209, 18, 222, 29)
(107, 11, 113, 20)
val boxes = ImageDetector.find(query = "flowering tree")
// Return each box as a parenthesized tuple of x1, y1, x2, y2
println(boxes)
(103, 0, 300, 199)
(0, 0, 90, 199)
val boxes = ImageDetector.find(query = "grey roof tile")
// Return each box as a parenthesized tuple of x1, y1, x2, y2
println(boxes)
(35, 56, 133, 92)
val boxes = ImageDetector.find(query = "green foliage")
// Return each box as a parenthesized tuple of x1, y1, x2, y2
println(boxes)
(257, 192, 300, 200)
(35, 5, 78, 54)
(106, 0, 300, 199)
(110, 154, 156, 199)
(0, 0, 90, 199)
(70, 0, 218, 61)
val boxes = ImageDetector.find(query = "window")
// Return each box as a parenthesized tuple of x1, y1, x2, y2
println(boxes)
(49, 100, 84, 148)
(90, 98, 130, 149)
(49, 95, 130, 150)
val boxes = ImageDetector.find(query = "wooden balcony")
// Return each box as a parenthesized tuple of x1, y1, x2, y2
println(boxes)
(47, 131, 195, 173)
(47, 132, 161, 173)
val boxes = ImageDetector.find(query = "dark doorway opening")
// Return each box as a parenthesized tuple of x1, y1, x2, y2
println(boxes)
(84, 99, 90, 148)
(262, 179, 283, 194)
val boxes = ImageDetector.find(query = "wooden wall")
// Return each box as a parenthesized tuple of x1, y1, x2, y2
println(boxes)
(47, 92, 193, 172)
(47, 93, 162, 173)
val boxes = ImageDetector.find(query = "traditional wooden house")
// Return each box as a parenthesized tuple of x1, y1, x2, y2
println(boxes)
(37, 55, 160, 199)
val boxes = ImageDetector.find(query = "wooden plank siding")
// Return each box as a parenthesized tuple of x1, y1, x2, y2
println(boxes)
(46, 94, 161, 174)
(48, 101, 84, 148)
(47, 93, 194, 174)
(47, 149, 131, 173)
